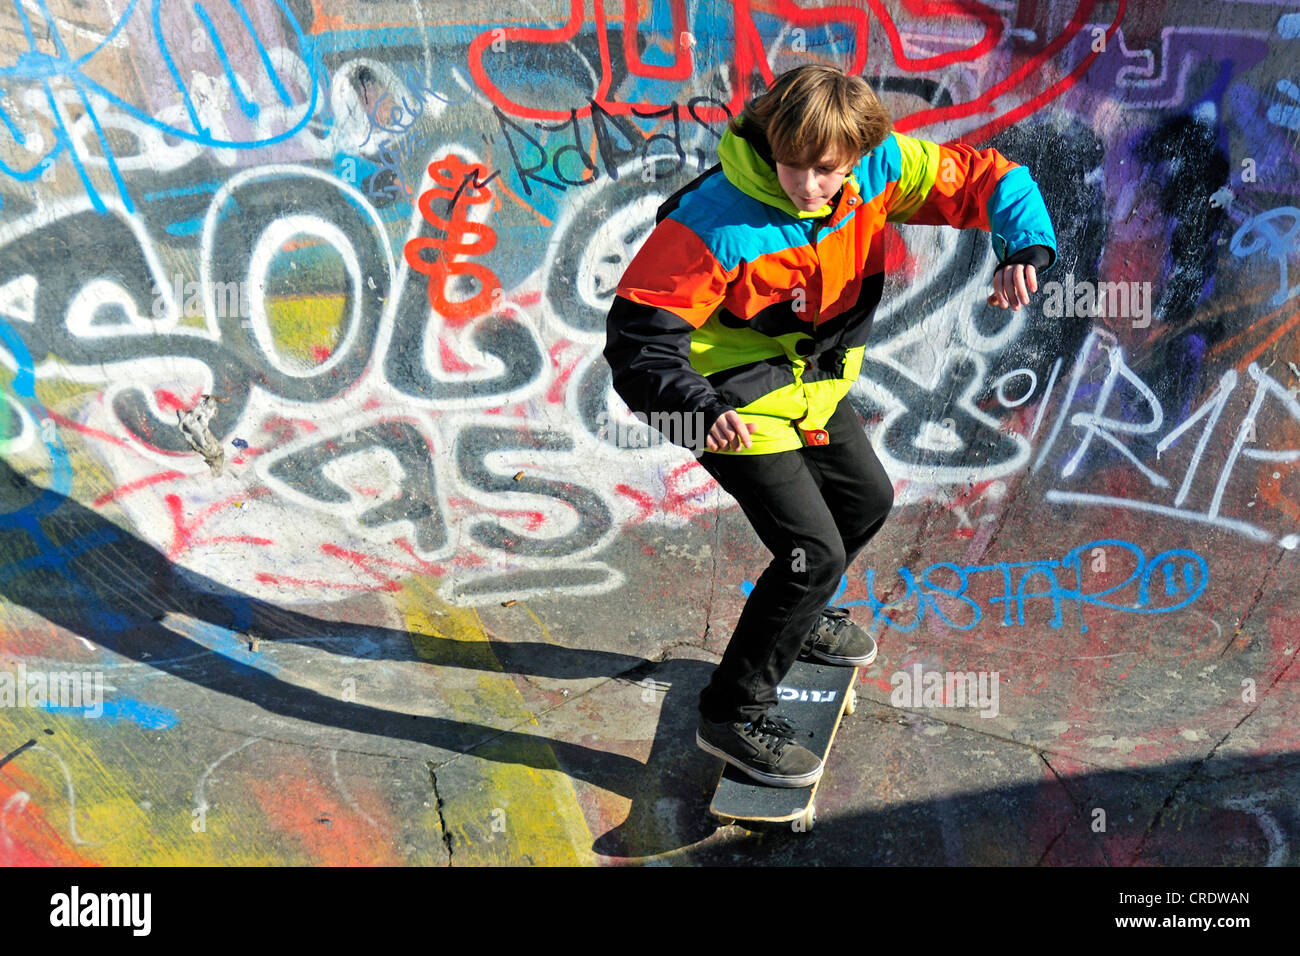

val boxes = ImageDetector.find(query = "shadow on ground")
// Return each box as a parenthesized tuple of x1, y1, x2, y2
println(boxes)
(5, 458, 1296, 865)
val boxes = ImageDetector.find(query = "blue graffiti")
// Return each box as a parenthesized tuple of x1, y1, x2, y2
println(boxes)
(180, 619, 283, 679)
(1230, 206, 1300, 306)
(1269, 78, 1300, 131)
(42, 696, 180, 730)
(0, 0, 321, 212)
(0, 323, 252, 729)
(0, 320, 72, 511)
(741, 539, 1208, 635)
(0, 323, 139, 641)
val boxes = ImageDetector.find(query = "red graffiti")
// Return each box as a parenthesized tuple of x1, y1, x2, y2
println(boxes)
(615, 461, 716, 526)
(154, 388, 199, 413)
(164, 487, 274, 560)
(446, 495, 547, 532)
(862, 0, 1002, 72)
(913, 1, 1126, 144)
(468, 0, 871, 122)
(724, 0, 870, 115)
(402, 155, 502, 326)
(466, 0, 1122, 149)
(261, 416, 318, 447)
(615, 483, 656, 525)
(620, 0, 691, 82)
(546, 339, 584, 405)
(93, 469, 186, 508)
(45, 409, 135, 451)
(256, 539, 449, 593)
(439, 338, 475, 374)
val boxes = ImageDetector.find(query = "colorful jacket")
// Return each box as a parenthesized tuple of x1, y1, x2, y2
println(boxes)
(604, 126, 1057, 455)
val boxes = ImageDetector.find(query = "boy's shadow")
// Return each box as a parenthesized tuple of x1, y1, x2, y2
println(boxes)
(0, 457, 721, 858)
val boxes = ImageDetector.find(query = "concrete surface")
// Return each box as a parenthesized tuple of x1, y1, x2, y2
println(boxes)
(1, 1, 1298, 866)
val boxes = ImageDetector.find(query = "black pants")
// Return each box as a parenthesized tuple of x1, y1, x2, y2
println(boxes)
(695, 399, 894, 723)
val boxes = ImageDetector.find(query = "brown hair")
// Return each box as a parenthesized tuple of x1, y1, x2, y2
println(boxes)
(731, 65, 893, 168)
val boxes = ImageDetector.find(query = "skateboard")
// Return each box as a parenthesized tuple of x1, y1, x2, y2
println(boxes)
(708, 658, 858, 832)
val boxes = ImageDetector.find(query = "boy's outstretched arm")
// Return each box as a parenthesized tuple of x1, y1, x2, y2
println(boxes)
(882, 132, 1057, 309)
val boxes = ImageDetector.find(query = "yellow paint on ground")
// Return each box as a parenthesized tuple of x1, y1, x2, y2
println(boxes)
(399, 586, 597, 866)
(0, 707, 284, 865)
(264, 293, 346, 367)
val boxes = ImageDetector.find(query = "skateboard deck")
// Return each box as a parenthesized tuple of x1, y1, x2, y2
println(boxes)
(708, 658, 858, 832)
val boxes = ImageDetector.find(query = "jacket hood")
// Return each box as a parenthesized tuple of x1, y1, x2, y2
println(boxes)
(717, 127, 833, 220)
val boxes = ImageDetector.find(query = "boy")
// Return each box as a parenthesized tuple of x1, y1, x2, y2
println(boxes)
(604, 66, 1055, 787)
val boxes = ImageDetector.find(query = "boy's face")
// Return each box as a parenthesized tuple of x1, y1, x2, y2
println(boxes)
(775, 151, 854, 212)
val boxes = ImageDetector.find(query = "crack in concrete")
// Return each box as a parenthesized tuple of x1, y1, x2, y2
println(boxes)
(190, 630, 1300, 861)
(703, 504, 720, 650)
(1133, 734, 1232, 863)
(967, 470, 1022, 564)
(1132, 683, 1275, 861)
(1220, 547, 1284, 657)
(866, 696, 1244, 868)
(190, 719, 431, 762)
(1034, 752, 1113, 867)
(1128, 547, 1300, 861)
(1257, 640, 1300, 700)
(427, 762, 454, 865)
(1134, 609, 1300, 861)
(184, 627, 713, 785)
(858, 695, 1218, 799)
(865, 697, 1091, 765)
(1032, 756, 1076, 864)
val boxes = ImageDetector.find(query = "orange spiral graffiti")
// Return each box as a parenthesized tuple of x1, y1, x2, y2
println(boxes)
(403, 155, 502, 324)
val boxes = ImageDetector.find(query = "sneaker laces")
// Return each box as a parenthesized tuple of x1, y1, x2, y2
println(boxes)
(743, 714, 798, 756)
(819, 606, 852, 631)
(804, 606, 851, 651)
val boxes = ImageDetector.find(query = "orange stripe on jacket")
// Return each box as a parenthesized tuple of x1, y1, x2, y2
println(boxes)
(908, 142, 1019, 231)
(616, 219, 734, 329)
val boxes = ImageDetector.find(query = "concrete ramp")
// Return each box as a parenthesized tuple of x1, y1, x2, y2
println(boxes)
(1, 1, 1297, 865)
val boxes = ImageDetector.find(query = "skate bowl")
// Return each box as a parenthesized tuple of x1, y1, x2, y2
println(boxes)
(0, 1, 1297, 866)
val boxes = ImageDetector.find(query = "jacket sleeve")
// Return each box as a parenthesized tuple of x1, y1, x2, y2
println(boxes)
(603, 217, 737, 443)
(883, 132, 1058, 271)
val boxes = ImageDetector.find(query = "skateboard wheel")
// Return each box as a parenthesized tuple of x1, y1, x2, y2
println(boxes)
(716, 816, 736, 828)
(845, 688, 857, 715)
(801, 804, 816, 832)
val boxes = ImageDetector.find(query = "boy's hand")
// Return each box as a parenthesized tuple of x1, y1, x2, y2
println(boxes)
(706, 410, 759, 452)
(988, 263, 1039, 310)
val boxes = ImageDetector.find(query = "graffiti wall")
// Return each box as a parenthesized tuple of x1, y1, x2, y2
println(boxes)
(2, 0, 1299, 864)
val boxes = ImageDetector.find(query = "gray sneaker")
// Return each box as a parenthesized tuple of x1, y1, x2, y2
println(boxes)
(696, 713, 823, 787)
(802, 606, 877, 666)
